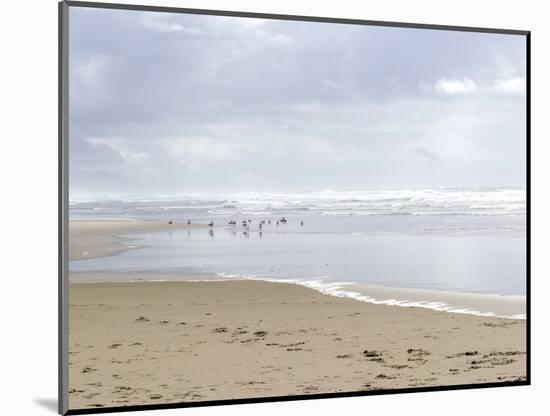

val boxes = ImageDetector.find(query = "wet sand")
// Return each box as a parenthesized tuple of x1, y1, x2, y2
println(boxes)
(68, 275, 527, 410)
(69, 219, 205, 260)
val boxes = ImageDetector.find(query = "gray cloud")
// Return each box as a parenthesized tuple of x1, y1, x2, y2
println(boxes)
(414, 147, 441, 162)
(68, 7, 526, 198)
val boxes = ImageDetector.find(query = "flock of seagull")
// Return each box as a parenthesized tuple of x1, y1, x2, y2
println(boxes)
(226, 217, 303, 229)
(169, 217, 304, 229)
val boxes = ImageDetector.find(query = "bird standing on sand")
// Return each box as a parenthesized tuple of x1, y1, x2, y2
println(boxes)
(187, 220, 191, 225)
(208, 221, 214, 227)
(300, 221, 303, 226)
(168, 221, 173, 225)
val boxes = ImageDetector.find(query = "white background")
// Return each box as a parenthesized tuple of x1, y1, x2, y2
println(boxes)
(1, 0, 547, 415)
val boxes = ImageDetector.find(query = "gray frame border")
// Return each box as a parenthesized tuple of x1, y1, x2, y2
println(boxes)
(59, 1, 69, 415)
(59, 2, 531, 415)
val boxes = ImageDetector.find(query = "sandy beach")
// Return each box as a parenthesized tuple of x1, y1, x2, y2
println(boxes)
(69, 277, 526, 410)
(69, 219, 204, 260)
(68, 220, 527, 410)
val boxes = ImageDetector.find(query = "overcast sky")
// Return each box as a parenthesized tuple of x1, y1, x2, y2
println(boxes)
(69, 7, 527, 198)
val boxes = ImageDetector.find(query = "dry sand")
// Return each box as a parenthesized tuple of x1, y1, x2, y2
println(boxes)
(68, 275, 526, 410)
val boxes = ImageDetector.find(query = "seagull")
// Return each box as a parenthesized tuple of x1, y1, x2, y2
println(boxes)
(168, 221, 173, 225)
(187, 220, 191, 225)
(208, 222, 214, 227)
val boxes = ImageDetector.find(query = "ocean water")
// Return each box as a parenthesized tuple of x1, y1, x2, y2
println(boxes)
(69, 188, 527, 317)
(70, 188, 526, 220)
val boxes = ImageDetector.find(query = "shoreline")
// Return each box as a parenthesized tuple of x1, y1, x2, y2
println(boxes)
(68, 278, 526, 409)
(70, 271, 526, 320)
(68, 218, 525, 320)
(69, 219, 206, 260)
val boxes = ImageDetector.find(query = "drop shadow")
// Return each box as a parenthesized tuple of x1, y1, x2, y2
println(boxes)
(34, 398, 58, 413)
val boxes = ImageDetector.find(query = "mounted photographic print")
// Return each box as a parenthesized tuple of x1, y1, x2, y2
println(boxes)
(59, 1, 530, 414)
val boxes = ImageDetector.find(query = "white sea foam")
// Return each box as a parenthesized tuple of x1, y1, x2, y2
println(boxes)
(214, 272, 525, 320)
(70, 188, 526, 217)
